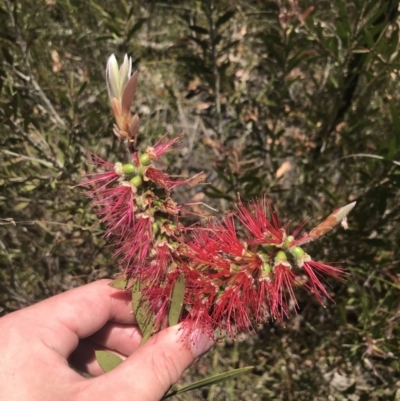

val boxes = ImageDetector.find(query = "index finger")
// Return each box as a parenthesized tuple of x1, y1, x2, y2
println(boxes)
(15, 280, 136, 357)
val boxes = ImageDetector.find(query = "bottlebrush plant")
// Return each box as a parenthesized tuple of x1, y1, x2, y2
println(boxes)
(83, 54, 355, 345)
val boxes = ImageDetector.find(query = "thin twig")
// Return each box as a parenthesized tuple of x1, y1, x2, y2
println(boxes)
(206, 0, 222, 135)
(5, 0, 67, 129)
(4, 118, 65, 171)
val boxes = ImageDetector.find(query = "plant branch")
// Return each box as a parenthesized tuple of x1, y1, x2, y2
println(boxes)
(5, 0, 67, 129)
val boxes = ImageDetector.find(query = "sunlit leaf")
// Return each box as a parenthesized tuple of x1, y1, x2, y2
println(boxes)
(13, 202, 29, 211)
(95, 350, 123, 373)
(108, 277, 131, 290)
(132, 281, 156, 344)
(168, 274, 185, 327)
(163, 366, 254, 399)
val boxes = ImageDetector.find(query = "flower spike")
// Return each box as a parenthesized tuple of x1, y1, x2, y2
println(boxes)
(82, 53, 355, 343)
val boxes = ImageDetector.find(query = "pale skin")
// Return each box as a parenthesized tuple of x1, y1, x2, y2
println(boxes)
(0, 280, 214, 401)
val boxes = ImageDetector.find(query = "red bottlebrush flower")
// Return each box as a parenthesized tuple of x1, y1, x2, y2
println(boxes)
(145, 133, 182, 160)
(212, 285, 254, 336)
(301, 259, 345, 303)
(117, 216, 153, 274)
(140, 241, 175, 285)
(145, 167, 188, 190)
(184, 306, 215, 341)
(81, 153, 122, 191)
(184, 229, 231, 279)
(186, 217, 242, 260)
(209, 216, 249, 257)
(86, 54, 357, 345)
(182, 198, 352, 332)
(92, 182, 136, 239)
(270, 262, 299, 319)
(235, 197, 286, 246)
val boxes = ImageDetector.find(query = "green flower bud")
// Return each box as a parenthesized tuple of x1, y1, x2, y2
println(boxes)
(291, 246, 305, 259)
(139, 153, 151, 166)
(138, 165, 147, 176)
(275, 250, 287, 263)
(152, 221, 159, 235)
(123, 163, 136, 174)
(262, 263, 271, 274)
(283, 235, 294, 248)
(130, 175, 142, 188)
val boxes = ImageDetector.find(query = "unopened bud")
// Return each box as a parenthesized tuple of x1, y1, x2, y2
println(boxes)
(274, 250, 287, 263)
(138, 165, 147, 176)
(262, 263, 271, 275)
(123, 163, 136, 174)
(290, 246, 305, 259)
(130, 175, 142, 188)
(139, 153, 151, 166)
(152, 221, 159, 235)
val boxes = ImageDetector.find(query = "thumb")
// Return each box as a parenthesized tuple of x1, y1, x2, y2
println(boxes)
(83, 325, 214, 401)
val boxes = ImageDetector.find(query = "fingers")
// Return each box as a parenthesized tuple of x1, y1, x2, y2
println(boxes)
(69, 322, 142, 376)
(17, 280, 136, 358)
(78, 325, 214, 401)
(89, 321, 142, 355)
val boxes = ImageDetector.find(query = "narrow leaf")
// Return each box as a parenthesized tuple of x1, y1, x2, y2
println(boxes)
(108, 277, 131, 289)
(168, 274, 186, 327)
(95, 350, 123, 373)
(77, 81, 88, 97)
(132, 281, 156, 344)
(163, 366, 254, 399)
(127, 18, 147, 41)
(131, 279, 142, 311)
(190, 25, 209, 35)
(389, 100, 400, 157)
(216, 10, 235, 28)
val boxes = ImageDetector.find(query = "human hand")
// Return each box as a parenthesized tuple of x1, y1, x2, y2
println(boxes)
(0, 280, 213, 401)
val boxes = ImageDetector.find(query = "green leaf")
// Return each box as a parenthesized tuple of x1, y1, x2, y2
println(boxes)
(351, 48, 370, 53)
(216, 10, 235, 28)
(168, 274, 185, 327)
(385, 25, 399, 61)
(329, 75, 339, 89)
(336, 0, 351, 39)
(360, 2, 388, 31)
(132, 279, 142, 312)
(190, 25, 209, 35)
(13, 202, 29, 211)
(389, 100, 400, 159)
(127, 18, 147, 41)
(77, 81, 87, 97)
(95, 350, 124, 373)
(132, 281, 156, 344)
(108, 277, 131, 290)
(218, 40, 240, 56)
(163, 366, 254, 399)
(90, 1, 112, 19)
(335, 21, 349, 45)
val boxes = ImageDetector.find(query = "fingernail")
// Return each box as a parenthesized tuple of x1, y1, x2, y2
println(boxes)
(189, 329, 214, 359)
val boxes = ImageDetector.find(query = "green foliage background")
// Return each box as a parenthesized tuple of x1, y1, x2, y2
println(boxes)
(1, 0, 399, 399)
